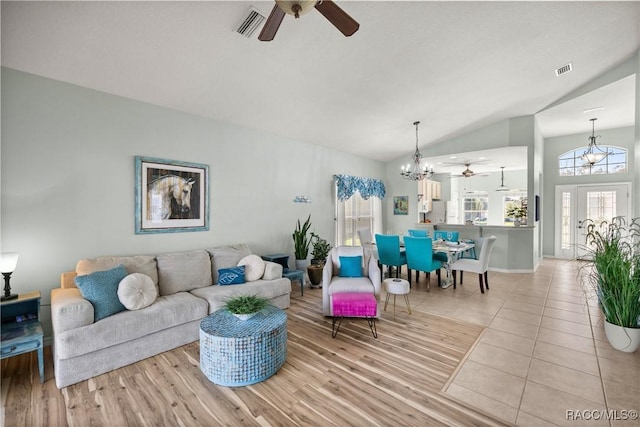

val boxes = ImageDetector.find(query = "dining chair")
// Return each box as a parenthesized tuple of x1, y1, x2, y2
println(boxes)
(357, 228, 374, 245)
(433, 230, 460, 263)
(407, 229, 428, 237)
(451, 236, 497, 293)
(403, 236, 442, 291)
(374, 234, 407, 279)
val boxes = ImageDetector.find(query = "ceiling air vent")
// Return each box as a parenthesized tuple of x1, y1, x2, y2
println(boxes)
(236, 7, 266, 38)
(555, 63, 573, 76)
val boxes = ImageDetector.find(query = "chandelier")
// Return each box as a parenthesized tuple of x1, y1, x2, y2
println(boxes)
(400, 121, 433, 181)
(582, 118, 611, 166)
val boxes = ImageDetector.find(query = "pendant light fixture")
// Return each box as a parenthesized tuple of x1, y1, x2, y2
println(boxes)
(496, 166, 510, 192)
(400, 121, 434, 181)
(582, 118, 611, 166)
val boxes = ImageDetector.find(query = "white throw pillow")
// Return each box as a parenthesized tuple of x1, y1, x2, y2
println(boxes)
(237, 255, 266, 282)
(117, 273, 158, 310)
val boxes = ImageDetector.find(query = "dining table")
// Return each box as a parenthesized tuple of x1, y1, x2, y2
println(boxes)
(432, 241, 475, 288)
(363, 239, 474, 289)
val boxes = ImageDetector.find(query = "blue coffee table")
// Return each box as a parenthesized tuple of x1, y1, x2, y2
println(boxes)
(199, 305, 287, 386)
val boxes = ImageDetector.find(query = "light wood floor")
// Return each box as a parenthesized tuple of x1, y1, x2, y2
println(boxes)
(1, 287, 508, 427)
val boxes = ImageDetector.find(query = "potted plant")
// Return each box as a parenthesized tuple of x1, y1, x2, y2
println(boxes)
(292, 215, 312, 270)
(582, 216, 640, 352)
(224, 295, 268, 321)
(307, 234, 332, 288)
(506, 206, 527, 227)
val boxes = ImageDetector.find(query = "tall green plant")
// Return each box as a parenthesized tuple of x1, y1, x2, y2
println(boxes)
(292, 215, 312, 260)
(582, 217, 640, 328)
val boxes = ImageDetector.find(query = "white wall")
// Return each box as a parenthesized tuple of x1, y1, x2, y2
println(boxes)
(0, 68, 385, 338)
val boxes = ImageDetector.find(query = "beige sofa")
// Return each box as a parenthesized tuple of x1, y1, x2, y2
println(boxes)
(50, 244, 291, 389)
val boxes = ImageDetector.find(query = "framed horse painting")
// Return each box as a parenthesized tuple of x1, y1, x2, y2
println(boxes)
(135, 156, 209, 234)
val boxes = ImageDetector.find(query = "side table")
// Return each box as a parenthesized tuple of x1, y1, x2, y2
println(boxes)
(200, 305, 287, 386)
(1, 291, 44, 383)
(261, 254, 305, 296)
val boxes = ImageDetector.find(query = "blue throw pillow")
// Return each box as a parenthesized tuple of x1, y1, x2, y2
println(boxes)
(218, 266, 246, 285)
(339, 256, 363, 277)
(74, 264, 128, 321)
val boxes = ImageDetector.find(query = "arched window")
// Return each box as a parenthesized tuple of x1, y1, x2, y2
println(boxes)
(558, 146, 627, 176)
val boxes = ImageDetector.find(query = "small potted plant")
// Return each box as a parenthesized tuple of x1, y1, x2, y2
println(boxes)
(307, 234, 332, 288)
(582, 217, 640, 352)
(292, 215, 312, 270)
(506, 206, 527, 227)
(224, 295, 268, 321)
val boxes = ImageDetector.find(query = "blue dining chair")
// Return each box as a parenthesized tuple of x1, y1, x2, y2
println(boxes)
(375, 234, 407, 279)
(408, 229, 428, 237)
(433, 230, 460, 263)
(404, 236, 442, 291)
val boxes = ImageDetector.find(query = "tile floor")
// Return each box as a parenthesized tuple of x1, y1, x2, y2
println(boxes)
(385, 259, 640, 427)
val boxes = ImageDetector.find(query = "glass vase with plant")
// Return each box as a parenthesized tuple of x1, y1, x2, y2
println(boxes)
(582, 216, 640, 352)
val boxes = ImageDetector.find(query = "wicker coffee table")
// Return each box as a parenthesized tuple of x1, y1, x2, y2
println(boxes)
(199, 305, 287, 386)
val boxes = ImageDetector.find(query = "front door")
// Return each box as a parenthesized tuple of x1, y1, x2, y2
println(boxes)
(555, 183, 631, 259)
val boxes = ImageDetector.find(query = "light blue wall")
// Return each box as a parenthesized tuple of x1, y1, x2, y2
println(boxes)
(0, 68, 385, 338)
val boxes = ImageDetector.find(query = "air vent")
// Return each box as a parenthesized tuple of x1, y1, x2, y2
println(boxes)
(555, 63, 573, 76)
(236, 7, 266, 38)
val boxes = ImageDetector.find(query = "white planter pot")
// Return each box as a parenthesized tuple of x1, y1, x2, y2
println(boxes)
(232, 312, 257, 321)
(295, 259, 309, 271)
(604, 320, 640, 353)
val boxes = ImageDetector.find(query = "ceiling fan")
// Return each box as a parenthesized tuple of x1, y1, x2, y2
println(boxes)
(449, 164, 490, 178)
(258, 0, 359, 42)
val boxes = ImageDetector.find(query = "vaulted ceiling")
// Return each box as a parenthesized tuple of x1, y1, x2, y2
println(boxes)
(2, 1, 638, 163)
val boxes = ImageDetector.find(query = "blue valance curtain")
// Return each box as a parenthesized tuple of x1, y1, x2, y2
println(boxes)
(334, 174, 386, 201)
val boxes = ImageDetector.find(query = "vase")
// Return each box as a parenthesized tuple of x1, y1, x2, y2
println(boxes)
(307, 264, 323, 288)
(604, 320, 640, 352)
(232, 312, 257, 321)
(514, 218, 521, 227)
(295, 259, 309, 271)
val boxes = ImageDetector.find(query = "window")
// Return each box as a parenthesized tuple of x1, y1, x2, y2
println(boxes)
(561, 192, 571, 250)
(462, 193, 488, 225)
(558, 146, 627, 176)
(503, 193, 527, 226)
(336, 192, 380, 245)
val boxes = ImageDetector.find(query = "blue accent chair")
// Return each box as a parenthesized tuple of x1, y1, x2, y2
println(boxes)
(433, 230, 460, 263)
(408, 229, 428, 237)
(375, 234, 407, 279)
(404, 237, 442, 291)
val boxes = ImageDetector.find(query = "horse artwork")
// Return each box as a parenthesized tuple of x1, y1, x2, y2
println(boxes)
(147, 175, 197, 221)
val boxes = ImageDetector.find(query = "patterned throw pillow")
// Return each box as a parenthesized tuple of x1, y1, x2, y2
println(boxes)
(218, 266, 246, 285)
(75, 264, 128, 321)
(339, 256, 363, 277)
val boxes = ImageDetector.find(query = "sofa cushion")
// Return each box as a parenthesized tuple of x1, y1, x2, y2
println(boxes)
(262, 261, 283, 280)
(327, 276, 375, 295)
(74, 265, 128, 321)
(217, 266, 246, 285)
(76, 255, 158, 288)
(190, 277, 291, 314)
(207, 244, 252, 284)
(237, 254, 266, 281)
(54, 292, 208, 360)
(118, 273, 158, 310)
(156, 250, 212, 296)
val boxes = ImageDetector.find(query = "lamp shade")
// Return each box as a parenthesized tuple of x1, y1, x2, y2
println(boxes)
(0, 252, 19, 273)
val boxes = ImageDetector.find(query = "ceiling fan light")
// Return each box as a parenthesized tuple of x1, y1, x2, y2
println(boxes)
(276, 1, 318, 18)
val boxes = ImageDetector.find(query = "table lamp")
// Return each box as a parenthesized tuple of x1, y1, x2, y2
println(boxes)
(1, 252, 20, 301)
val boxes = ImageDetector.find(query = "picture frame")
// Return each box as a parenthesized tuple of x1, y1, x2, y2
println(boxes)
(393, 196, 409, 215)
(135, 156, 209, 234)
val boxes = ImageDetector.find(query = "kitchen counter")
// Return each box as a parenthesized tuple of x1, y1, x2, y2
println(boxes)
(413, 223, 538, 272)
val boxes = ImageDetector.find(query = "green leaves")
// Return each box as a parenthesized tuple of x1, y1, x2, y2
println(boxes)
(292, 215, 312, 260)
(224, 295, 268, 315)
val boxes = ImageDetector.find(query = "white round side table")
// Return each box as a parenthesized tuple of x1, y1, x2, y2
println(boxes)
(383, 278, 411, 316)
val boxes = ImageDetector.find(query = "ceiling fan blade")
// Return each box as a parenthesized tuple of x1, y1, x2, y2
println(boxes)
(258, 4, 286, 41)
(315, 0, 359, 36)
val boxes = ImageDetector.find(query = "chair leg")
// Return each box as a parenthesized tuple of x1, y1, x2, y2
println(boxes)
(452, 270, 456, 286)
(484, 271, 489, 289)
(426, 272, 431, 292)
(436, 269, 441, 288)
(384, 292, 391, 311)
(403, 293, 412, 314)
(479, 273, 485, 294)
(460, 271, 464, 284)
(415, 270, 420, 283)
(408, 268, 412, 284)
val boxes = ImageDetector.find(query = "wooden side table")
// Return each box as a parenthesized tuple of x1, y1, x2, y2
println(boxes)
(1, 291, 44, 383)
